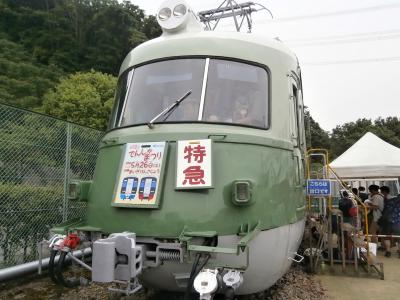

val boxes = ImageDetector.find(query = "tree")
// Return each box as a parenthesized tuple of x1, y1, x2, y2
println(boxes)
(0, 0, 162, 76)
(304, 109, 330, 151)
(330, 119, 373, 158)
(0, 38, 62, 109)
(83, 1, 148, 74)
(42, 70, 117, 130)
(143, 15, 162, 39)
(373, 117, 400, 148)
(330, 117, 400, 158)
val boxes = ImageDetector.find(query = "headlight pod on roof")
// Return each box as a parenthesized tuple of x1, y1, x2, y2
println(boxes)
(157, 0, 200, 33)
(158, 7, 172, 21)
(173, 4, 187, 17)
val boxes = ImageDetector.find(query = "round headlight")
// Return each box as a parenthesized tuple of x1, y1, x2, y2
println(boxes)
(158, 7, 172, 21)
(173, 4, 187, 17)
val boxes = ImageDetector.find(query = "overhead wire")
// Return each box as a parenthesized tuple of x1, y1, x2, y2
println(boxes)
(303, 56, 400, 66)
(286, 29, 400, 43)
(212, 3, 400, 66)
(258, 2, 400, 22)
(285, 30, 400, 47)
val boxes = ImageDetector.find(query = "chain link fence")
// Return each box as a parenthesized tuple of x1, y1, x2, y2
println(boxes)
(0, 103, 104, 268)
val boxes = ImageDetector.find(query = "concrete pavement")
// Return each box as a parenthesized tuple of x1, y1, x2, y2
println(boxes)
(318, 250, 400, 300)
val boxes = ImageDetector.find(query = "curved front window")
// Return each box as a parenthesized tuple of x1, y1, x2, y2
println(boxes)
(112, 58, 269, 129)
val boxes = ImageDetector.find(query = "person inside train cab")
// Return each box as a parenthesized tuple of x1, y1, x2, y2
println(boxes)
(232, 92, 264, 127)
(181, 98, 198, 120)
(233, 95, 250, 124)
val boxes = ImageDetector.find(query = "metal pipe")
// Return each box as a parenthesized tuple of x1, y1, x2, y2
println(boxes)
(38, 241, 44, 275)
(0, 248, 91, 282)
(67, 252, 92, 271)
(355, 234, 400, 239)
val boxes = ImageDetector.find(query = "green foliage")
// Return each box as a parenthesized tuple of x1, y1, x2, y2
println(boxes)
(304, 110, 400, 160)
(0, 38, 62, 109)
(330, 117, 400, 158)
(42, 70, 117, 130)
(0, 184, 62, 265)
(0, 110, 65, 185)
(0, 104, 102, 266)
(0, 0, 161, 123)
(304, 109, 330, 150)
(0, 0, 162, 75)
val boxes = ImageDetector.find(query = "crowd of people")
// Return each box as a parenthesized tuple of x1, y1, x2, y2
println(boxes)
(339, 184, 400, 258)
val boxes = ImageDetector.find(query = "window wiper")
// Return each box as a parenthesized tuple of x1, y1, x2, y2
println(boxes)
(147, 90, 192, 129)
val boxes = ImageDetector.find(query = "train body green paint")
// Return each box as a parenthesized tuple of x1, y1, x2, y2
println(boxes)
(54, 9, 307, 296)
(84, 31, 307, 236)
(86, 124, 304, 236)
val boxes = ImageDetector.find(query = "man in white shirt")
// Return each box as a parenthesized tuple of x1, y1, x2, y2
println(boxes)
(366, 184, 384, 243)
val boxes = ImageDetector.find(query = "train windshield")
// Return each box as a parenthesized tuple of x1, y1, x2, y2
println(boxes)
(114, 58, 268, 129)
(118, 59, 205, 126)
(202, 60, 268, 128)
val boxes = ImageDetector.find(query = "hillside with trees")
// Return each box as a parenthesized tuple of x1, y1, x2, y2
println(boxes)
(0, 0, 161, 118)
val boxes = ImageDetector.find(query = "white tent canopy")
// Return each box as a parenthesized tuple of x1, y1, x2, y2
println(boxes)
(330, 132, 400, 179)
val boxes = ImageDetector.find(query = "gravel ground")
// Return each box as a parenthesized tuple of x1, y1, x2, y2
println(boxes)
(0, 267, 328, 300)
(264, 267, 328, 300)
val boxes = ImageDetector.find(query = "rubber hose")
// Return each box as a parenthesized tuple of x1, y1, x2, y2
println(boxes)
(184, 237, 216, 299)
(184, 253, 201, 300)
(55, 251, 80, 288)
(49, 249, 59, 284)
(224, 287, 235, 300)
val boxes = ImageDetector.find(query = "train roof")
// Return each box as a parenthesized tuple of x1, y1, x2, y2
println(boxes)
(119, 30, 299, 76)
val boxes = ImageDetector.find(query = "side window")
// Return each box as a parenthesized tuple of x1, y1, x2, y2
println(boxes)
(297, 90, 306, 149)
(109, 69, 133, 129)
(294, 156, 301, 185)
(290, 84, 300, 146)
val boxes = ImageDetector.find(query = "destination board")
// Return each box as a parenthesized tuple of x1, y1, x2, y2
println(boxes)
(112, 142, 167, 208)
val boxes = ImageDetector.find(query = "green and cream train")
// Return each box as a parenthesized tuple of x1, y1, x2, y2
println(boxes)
(48, 1, 307, 298)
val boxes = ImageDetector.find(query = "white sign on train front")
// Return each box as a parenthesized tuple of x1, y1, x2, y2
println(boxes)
(176, 139, 212, 189)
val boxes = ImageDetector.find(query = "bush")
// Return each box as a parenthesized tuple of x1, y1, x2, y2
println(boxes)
(0, 184, 63, 266)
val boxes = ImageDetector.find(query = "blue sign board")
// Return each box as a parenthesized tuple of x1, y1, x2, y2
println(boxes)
(307, 179, 331, 196)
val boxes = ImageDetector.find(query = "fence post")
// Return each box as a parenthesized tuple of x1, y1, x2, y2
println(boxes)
(62, 123, 72, 222)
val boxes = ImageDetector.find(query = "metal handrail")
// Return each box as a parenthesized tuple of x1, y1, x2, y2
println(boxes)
(306, 149, 332, 210)
(328, 166, 371, 261)
(306, 148, 375, 270)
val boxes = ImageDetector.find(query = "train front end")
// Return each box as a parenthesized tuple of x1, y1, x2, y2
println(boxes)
(49, 1, 307, 298)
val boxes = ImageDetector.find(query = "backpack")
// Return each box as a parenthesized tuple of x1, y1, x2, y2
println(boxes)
(339, 197, 353, 218)
(378, 195, 400, 226)
(390, 195, 400, 225)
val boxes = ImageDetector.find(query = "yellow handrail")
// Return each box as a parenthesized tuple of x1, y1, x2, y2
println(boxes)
(328, 166, 370, 260)
(306, 148, 331, 210)
(306, 149, 371, 264)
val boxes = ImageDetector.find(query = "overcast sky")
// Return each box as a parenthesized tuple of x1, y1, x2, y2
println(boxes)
(127, 0, 400, 131)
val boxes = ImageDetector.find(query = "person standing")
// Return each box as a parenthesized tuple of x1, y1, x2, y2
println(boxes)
(380, 186, 400, 257)
(365, 185, 384, 243)
(358, 186, 369, 202)
(339, 191, 354, 223)
(352, 187, 359, 198)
